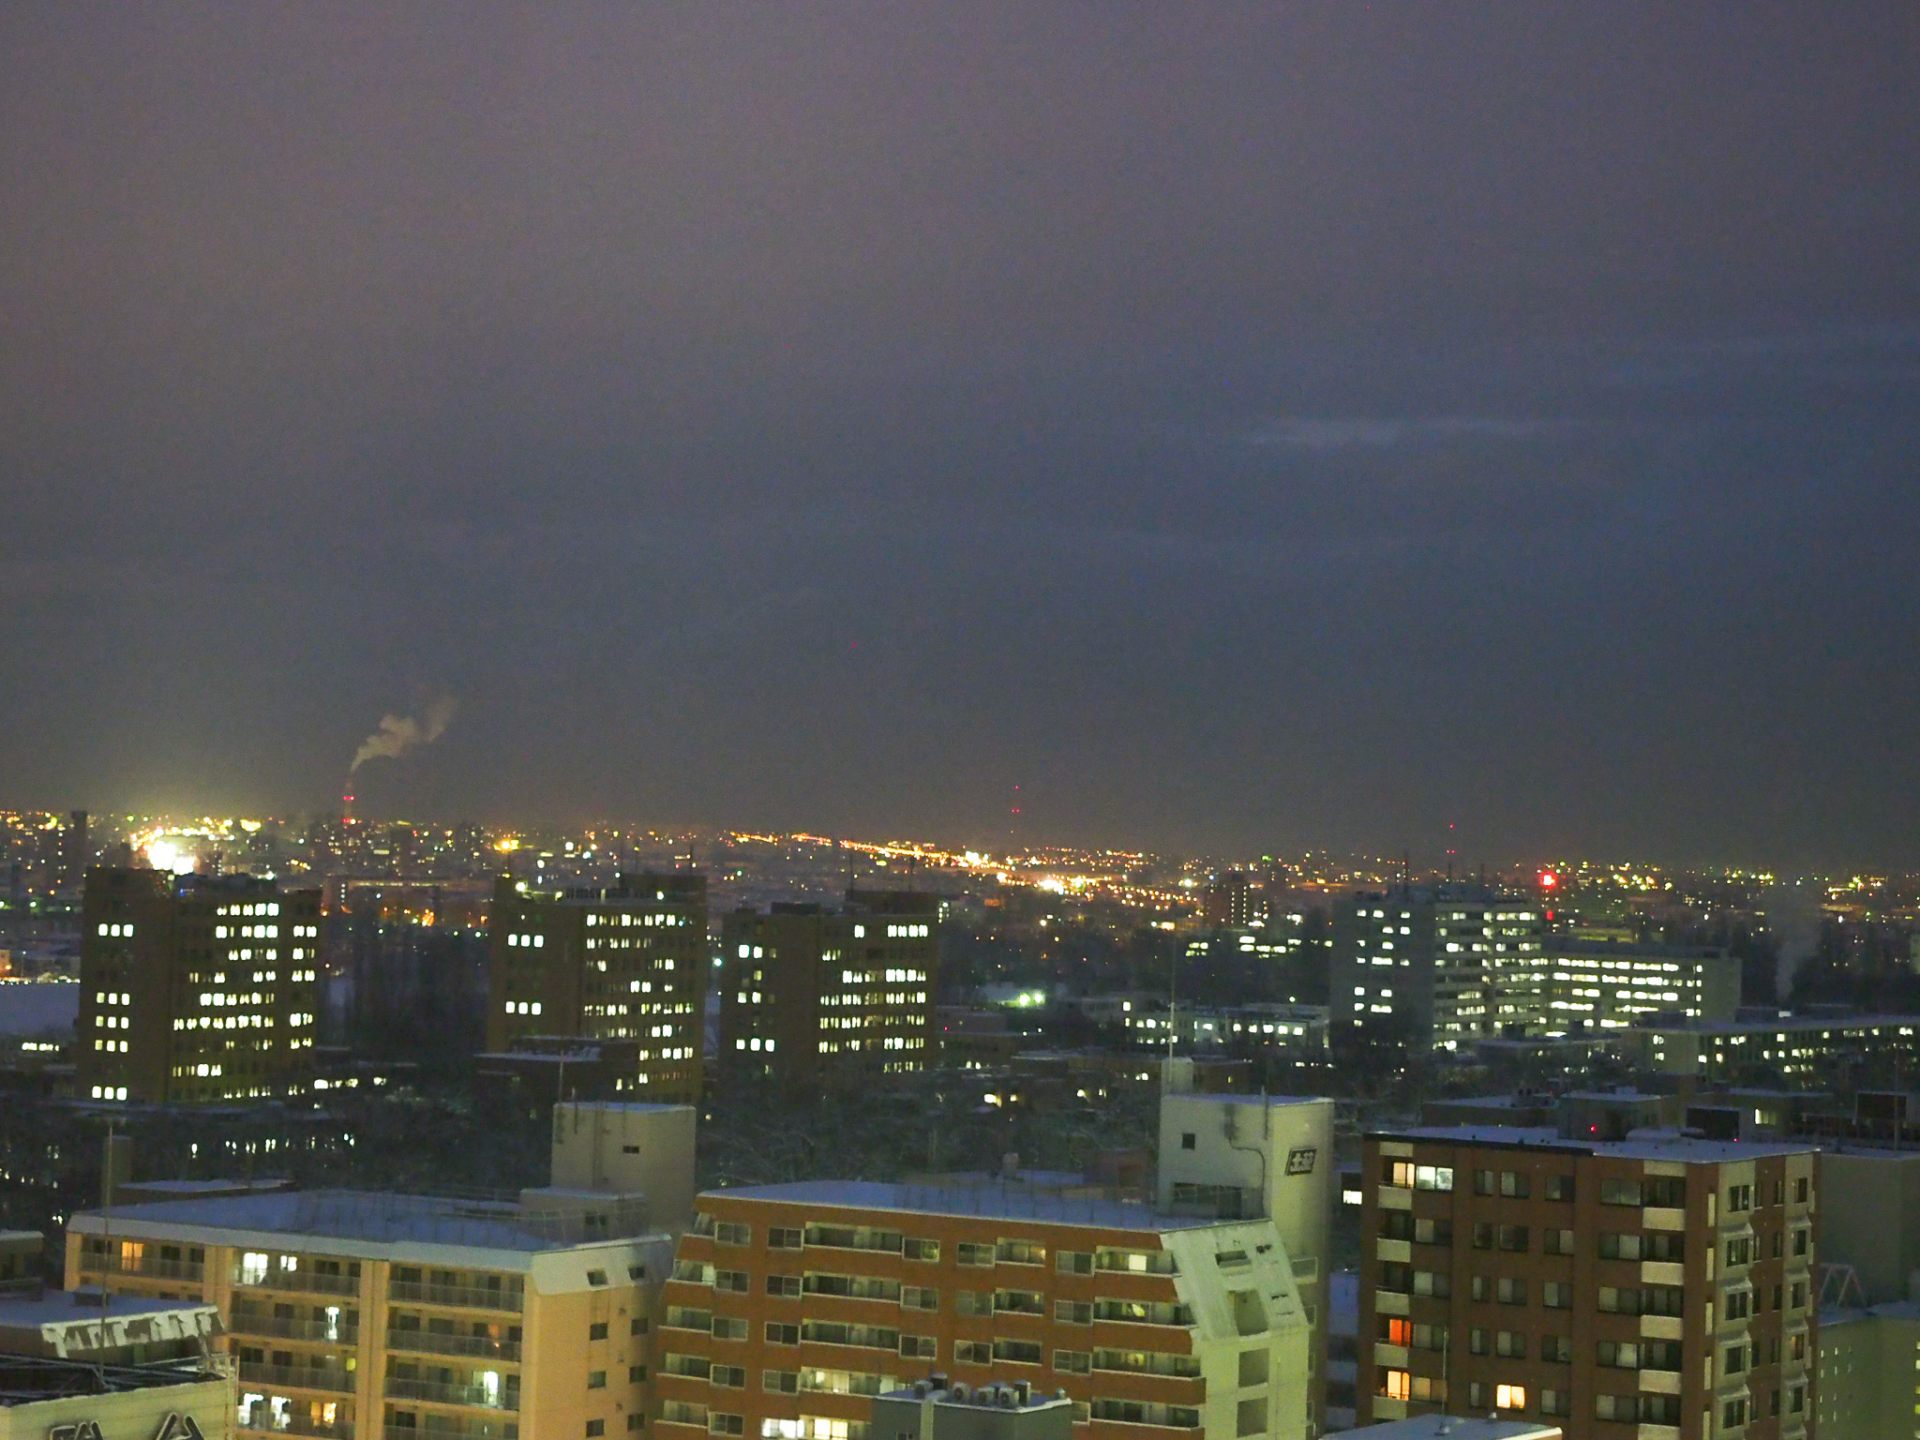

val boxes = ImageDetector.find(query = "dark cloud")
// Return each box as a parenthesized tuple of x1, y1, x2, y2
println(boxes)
(2, 3, 1917, 867)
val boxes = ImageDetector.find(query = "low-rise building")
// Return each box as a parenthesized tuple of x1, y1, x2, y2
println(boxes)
(873, 1377, 1075, 1440)
(0, 1291, 232, 1440)
(1620, 1013, 1920, 1085)
(63, 1101, 691, 1440)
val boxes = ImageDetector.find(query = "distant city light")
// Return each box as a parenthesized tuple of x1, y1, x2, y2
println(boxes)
(142, 836, 197, 875)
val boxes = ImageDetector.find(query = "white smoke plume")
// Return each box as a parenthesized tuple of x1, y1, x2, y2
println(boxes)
(350, 694, 458, 773)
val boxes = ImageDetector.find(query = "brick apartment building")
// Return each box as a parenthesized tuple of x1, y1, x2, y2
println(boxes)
(657, 1091, 1334, 1440)
(1357, 1125, 1816, 1439)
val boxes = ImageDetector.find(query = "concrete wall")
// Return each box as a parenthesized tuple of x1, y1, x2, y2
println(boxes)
(1815, 1307, 1920, 1440)
(0, 1374, 234, 1440)
(1818, 1148, 1920, 1305)
(551, 1100, 698, 1231)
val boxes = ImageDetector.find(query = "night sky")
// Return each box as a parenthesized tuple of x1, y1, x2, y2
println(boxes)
(4, 5, 1917, 868)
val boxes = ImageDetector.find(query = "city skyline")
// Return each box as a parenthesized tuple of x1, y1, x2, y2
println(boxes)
(0, 801, 1903, 886)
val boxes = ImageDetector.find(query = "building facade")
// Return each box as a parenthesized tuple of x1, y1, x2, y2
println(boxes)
(79, 868, 322, 1105)
(1538, 942, 1740, 1031)
(1812, 1300, 1920, 1439)
(1619, 1014, 1920, 1085)
(1356, 1126, 1816, 1439)
(718, 892, 939, 1087)
(658, 1187, 1315, 1440)
(487, 873, 708, 1102)
(1330, 888, 1547, 1050)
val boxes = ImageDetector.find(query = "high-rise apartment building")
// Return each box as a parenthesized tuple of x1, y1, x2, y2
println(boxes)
(488, 873, 708, 1103)
(656, 1090, 1335, 1440)
(717, 891, 939, 1086)
(79, 868, 322, 1105)
(1199, 873, 1259, 930)
(1330, 887, 1547, 1049)
(1356, 1124, 1817, 1438)
(66, 1101, 690, 1440)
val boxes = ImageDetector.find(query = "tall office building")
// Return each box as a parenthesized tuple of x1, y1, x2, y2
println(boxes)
(1330, 887, 1547, 1049)
(66, 1101, 689, 1440)
(79, 868, 322, 1105)
(488, 873, 708, 1103)
(1356, 1123, 1816, 1438)
(717, 891, 939, 1086)
(1200, 873, 1259, 930)
(657, 1090, 1336, 1440)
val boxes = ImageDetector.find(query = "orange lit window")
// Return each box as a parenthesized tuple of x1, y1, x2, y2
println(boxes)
(1383, 1370, 1411, 1402)
(1496, 1383, 1527, 1410)
(1386, 1318, 1412, 1347)
(118, 1241, 144, 1264)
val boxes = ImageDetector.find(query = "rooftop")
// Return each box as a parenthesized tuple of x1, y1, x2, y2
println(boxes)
(118, 1178, 291, 1197)
(1159, 1092, 1332, 1109)
(0, 1353, 229, 1406)
(1325, 1419, 1562, 1439)
(879, 1380, 1073, 1412)
(707, 1180, 1230, 1231)
(1544, 938, 1728, 957)
(1818, 1300, 1920, 1328)
(0, 1291, 221, 1361)
(1634, 1012, 1920, 1036)
(1372, 1124, 1816, 1162)
(69, 1187, 653, 1255)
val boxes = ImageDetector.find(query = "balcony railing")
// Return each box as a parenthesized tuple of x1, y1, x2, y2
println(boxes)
(239, 1415, 355, 1439)
(385, 1329, 522, 1362)
(380, 1426, 516, 1440)
(83, 1256, 207, 1283)
(230, 1311, 360, 1345)
(384, 1377, 519, 1411)
(388, 1281, 524, 1313)
(237, 1359, 356, 1394)
(237, 1268, 361, 1298)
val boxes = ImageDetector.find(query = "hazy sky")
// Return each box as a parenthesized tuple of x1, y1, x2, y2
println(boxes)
(3, 4, 1917, 868)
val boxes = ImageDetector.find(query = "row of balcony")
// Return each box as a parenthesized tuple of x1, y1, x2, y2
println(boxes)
(228, 1312, 520, 1362)
(95, 1256, 526, 1313)
(240, 1418, 518, 1440)
(238, 1361, 518, 1411)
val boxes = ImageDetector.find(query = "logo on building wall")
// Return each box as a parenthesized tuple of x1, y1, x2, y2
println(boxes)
(47, 1415, 203, 1440)
(1284, 1146, 1318, 1175)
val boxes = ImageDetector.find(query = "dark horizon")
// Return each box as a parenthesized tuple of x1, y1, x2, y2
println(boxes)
(4, 5, 1917, 872)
